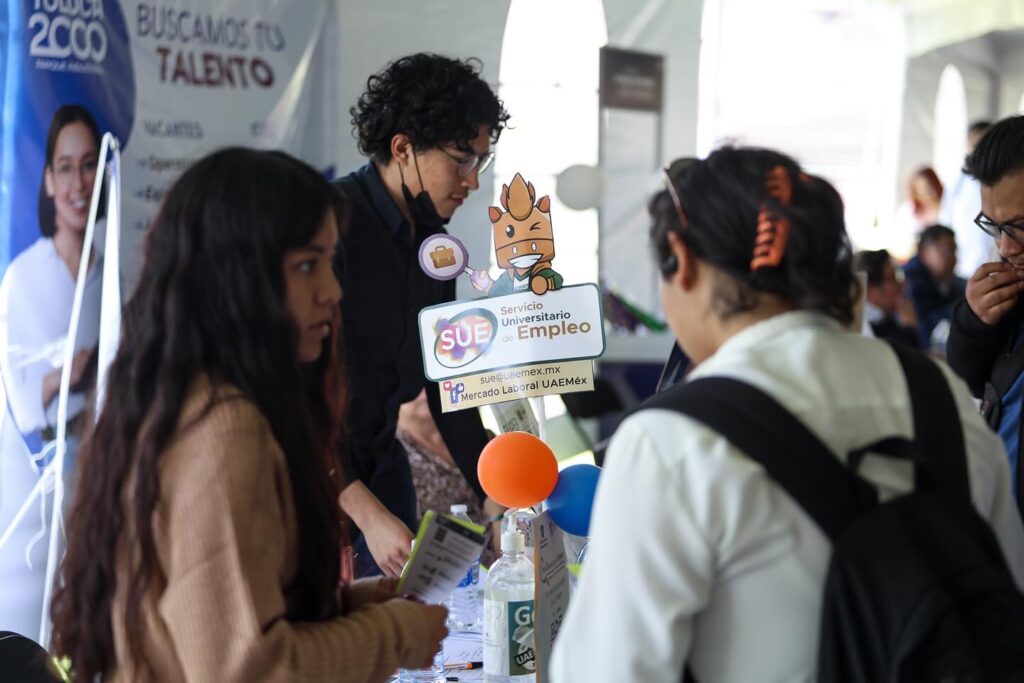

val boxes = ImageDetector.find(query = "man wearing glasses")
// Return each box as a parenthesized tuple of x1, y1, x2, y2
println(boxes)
(333, 53, 509, 576)
(948, 115, 1024, 516)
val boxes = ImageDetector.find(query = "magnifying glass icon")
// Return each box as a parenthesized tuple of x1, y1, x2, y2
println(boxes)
(418, 234, 471, 281)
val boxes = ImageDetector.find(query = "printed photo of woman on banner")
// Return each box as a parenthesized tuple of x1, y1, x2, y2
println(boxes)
(0, 104, 104, 455)
(0, 0, 135, 642)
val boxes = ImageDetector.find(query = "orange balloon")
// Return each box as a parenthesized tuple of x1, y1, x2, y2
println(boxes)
(477, 431, 559, 508)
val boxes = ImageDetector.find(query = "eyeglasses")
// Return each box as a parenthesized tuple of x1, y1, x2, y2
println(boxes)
(975, 211, 1024, 245)
(51, 158, 98, 185)
(661, 157, 699, 229)
(439, 148, 495, 177)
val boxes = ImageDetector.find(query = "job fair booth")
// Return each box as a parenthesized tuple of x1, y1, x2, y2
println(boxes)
(2, 0, 1024, 680)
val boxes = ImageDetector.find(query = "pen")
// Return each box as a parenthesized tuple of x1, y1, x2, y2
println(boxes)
(447, 661, 483, 670)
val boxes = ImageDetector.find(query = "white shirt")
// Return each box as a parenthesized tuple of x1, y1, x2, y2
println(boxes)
(0, 237, 102, 434)
(550, 311, 1024, 683)
(940, 171, 996, 279)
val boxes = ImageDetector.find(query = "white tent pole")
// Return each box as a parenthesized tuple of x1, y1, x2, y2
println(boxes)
(38, 133, 118, 648)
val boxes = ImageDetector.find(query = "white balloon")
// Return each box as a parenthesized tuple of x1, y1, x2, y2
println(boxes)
(556, 164, 604, 211)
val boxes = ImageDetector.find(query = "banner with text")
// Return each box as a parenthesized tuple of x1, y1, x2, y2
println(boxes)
(439, 360, 594, 413)
(0, 0, 332, 443)
(1, 0, 333, 287)
(419, 284, 606, 383)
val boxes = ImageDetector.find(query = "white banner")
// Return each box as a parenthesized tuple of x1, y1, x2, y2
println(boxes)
(120, 0, 333, 289)
(418, 284, 606, 382)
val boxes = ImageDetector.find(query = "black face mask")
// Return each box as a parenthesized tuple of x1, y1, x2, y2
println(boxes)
(399, 152, 449, 231)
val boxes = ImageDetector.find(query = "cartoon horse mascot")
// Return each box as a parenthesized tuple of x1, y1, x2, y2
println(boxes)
(474, 173, 564, 296)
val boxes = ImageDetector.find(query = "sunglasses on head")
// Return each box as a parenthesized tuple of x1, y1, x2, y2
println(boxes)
(661, 157, 699, 230)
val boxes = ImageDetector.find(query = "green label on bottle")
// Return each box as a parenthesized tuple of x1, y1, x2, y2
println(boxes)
(507, 599, 536, 675)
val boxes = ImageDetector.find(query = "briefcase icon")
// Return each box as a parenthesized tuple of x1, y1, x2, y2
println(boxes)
(430, 246, 456, 268)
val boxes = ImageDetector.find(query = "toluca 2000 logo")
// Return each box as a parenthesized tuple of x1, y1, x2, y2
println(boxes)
(433, 308, 498, 369)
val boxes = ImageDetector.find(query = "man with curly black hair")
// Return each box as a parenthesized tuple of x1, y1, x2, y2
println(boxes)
(334, 53, 510, 577)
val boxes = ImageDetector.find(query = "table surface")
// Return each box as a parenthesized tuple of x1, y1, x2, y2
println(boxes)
(387, 629, 484, 682)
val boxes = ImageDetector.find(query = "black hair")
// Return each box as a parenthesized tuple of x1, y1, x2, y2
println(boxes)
(350, 53, 510, 162)
(917, 223, 955, 251)
(968, 120, 992, 136)
(651, 146, 857, 325)
(853, 249, 893, 287)
(52, 148, 348, 680)
(38, 104, 102, 237)
(965, 115, 1024, 186)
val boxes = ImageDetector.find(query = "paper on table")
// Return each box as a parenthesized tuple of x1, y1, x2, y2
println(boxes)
(386, 634, 485, 683)
(443, 631, 483, 665)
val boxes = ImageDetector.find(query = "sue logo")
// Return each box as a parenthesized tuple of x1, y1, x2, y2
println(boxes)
(434, 309, 498, 369)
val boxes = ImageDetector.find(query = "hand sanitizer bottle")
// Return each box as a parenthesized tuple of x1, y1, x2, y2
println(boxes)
(483, 531, 536, 682)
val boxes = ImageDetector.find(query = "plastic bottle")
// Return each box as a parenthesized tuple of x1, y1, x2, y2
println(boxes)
(569, 540, 589, 595)
(396, 649, 445, 683)
(576, 541, 589, 566)
(483, 531, 536, 682)
(500, 507, 537, 563)
(446, 504, 481, 632)
(930, 318, 951, 358)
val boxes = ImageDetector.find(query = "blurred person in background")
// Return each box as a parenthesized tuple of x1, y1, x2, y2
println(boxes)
(892, 166, 943, 258)
(853, 249, 919, 348)
(903, 224, 966, 352)
(941, 121, 994, 279)
(396, 389, 498, 564)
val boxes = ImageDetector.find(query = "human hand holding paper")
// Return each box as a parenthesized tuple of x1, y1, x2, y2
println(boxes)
(398, 510, 487, 604)
(342, 576, 399, 611)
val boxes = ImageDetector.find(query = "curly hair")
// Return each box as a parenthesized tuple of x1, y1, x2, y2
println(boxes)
(51, 148, 348, 680)
(351, 53, 509, 161)
(651, 147, 858, 326)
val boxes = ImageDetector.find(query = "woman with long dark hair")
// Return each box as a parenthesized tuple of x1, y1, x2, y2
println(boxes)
(50, 147, 447, 681)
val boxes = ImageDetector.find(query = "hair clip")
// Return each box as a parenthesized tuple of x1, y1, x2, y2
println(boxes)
(750, 166, 795, 271)
(764, 165, 793, 206)
(750, 208, 791, 270)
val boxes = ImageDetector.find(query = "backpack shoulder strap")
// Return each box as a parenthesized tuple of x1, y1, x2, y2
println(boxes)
(886, 343, 969, 501)
(645, 377, 876, 541)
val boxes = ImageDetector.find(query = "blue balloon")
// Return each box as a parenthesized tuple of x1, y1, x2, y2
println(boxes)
(546, 464, 601, 537)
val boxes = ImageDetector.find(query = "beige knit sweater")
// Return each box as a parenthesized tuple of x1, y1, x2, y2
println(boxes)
(108, 377, 435, 682)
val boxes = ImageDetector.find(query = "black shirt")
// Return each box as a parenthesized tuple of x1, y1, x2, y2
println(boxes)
(333, 163, 489, 512)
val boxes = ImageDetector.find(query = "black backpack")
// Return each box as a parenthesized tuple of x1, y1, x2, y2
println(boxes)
(646, 342, 1024, 682)
(0, 632, 65, 682)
